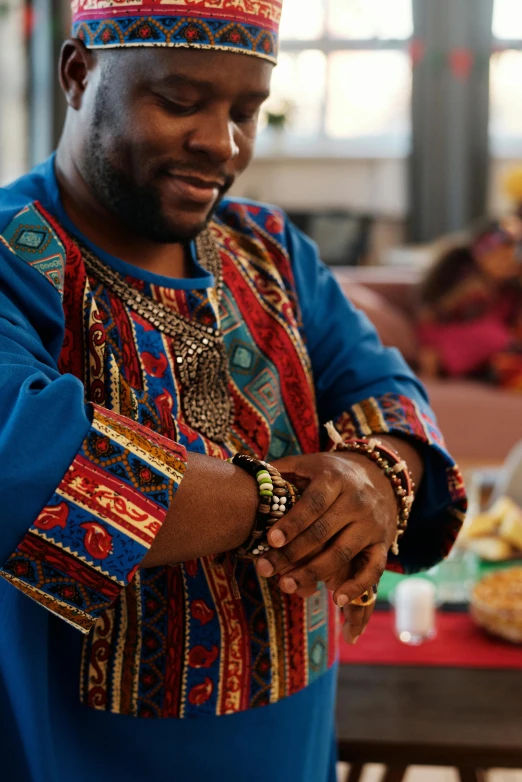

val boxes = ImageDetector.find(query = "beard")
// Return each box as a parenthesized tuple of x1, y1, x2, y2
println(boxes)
(80, 87, 232, 244)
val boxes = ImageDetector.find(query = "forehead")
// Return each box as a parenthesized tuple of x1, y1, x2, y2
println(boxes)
(98, 47, 274, 97)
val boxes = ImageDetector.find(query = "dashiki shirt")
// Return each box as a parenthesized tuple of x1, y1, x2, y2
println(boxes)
(0, 155, 466, 782)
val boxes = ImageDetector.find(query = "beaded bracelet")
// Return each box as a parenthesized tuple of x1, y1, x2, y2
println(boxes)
(230, 453, 299, 560)
(326, 423, 415, 556)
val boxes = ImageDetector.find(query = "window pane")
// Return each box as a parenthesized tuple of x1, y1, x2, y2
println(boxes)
(326, 51, 411, 139)
(261, 51, 327, 136)
(327, 0, 413, 40)
(0, 0, 27, 183)
(493, 0, 522, 40)
(490, 51, 522, 140)
(279, 0, 324, 41)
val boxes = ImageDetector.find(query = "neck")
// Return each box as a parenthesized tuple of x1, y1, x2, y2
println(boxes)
(54, 144, 188, 278)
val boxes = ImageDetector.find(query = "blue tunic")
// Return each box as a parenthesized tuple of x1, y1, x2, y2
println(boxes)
(0, 157, 465, 781)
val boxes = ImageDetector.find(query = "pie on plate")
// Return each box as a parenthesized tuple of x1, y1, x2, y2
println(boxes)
(470, 567, 522, 644)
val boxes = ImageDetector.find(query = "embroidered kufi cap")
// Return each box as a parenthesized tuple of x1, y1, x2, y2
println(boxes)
(71, 0, 282, 63)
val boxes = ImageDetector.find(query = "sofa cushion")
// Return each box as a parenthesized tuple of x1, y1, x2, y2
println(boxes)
(424, 379, 522, 464)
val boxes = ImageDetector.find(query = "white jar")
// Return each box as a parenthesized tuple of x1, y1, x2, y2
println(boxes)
(394, 578, 437, 646)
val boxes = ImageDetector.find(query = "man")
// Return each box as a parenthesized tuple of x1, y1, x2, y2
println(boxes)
(0, 1, 466, 780)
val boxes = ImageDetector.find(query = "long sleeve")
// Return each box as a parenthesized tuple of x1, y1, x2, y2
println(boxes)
(286, 221, 467, 573)
(0, 241, 187, 633)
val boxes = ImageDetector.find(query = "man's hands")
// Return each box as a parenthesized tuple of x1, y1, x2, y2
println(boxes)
(255, 438, 423, 644)
(142, 437, 422, 644)
(254, 451, 397, 640)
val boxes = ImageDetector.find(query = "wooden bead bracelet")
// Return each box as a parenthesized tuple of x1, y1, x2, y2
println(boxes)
(230, 453, 299, 560)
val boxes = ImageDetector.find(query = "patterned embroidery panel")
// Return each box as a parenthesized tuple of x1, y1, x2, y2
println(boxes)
(0, 199, 465, 718)
(73, 17, 278, 61)
(71, 0, 282, 58)
(0, 406, 187, 633)
(0, 203, 66, 298)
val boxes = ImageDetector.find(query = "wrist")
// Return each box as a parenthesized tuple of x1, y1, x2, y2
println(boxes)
(230, 466, 260, 550)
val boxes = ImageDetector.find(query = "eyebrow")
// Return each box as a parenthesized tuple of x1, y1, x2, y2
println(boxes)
(155, 73, 270, 101)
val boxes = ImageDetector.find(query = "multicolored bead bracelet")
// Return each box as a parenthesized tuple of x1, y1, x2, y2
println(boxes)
(230, 453, 299, 560)
(325, 423, 415, 556)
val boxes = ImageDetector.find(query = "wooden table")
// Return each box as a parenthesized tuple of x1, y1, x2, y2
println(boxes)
(336, 665, 522, 782)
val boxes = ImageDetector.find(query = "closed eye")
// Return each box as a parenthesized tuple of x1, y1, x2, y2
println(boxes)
(232, 108, 261, 125)
(155, 96, 199, 116)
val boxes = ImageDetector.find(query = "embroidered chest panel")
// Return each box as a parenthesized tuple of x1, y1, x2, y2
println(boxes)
(7, 200, 339, 717)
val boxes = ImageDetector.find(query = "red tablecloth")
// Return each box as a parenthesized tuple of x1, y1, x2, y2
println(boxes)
(339, 611, 522, 668)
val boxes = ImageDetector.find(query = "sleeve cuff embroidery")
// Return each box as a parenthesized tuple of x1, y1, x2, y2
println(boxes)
(0, 405, 187, 633)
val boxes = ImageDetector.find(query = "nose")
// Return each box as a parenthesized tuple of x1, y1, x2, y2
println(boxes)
(186, 108, 240, 165)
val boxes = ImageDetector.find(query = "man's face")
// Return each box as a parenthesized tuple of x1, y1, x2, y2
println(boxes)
(74, 48, 272, 243)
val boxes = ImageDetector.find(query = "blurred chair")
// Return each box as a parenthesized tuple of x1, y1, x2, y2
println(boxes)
(287, 211, 373, 266)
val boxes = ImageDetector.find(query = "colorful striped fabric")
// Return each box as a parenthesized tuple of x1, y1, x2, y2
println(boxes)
(0, 195, 466, 719)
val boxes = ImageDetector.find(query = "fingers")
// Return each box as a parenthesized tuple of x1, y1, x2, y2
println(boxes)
(270, 456, 312, 492)
(270, 455, 302, 474)
(332, 545, 387, 608)
(274, 545, 327, 596)
(342, 600, 376, 644)
(257, 503, 354, 580)
(266, 470, 344, 549)
(263, 529, 371, 595)
(268, 460, 346, 548)
(257, 509, 384, 591)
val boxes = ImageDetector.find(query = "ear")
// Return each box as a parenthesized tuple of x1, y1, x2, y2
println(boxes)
(59, 39, 96, 110)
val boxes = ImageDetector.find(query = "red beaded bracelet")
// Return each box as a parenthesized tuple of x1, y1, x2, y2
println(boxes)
(326, 423, 415, 556)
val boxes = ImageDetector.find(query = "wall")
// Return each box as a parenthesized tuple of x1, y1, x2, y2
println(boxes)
(229, 157, 408, 264)
(230, 157, 408, 217)
(230, 155, 522, 264)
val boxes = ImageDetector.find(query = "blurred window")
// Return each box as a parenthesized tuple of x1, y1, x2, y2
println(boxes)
(493, 0, 522, 40)
(0, 0, 28, 184)
(490, 0, 522, 156)
(257, 0, 413, 158)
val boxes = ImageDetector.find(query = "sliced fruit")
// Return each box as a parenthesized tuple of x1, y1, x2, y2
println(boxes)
(465, 536, 513, 562)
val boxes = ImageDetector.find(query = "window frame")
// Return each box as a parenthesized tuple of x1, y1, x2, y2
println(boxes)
(256, 1, 413, 160)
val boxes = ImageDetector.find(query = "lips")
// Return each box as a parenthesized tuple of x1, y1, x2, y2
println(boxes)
(163, 171, 225, 206)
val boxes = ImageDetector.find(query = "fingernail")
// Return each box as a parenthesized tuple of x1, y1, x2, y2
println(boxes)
(351, 634, 361, 645)
(269, 529, 285, 548)
(283, 577, 297, 593)
(337, 595, 348, 608)
(257, 558, 274, 578)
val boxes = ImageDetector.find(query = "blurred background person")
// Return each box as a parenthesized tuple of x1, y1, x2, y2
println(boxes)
(417, 220, 522, 389)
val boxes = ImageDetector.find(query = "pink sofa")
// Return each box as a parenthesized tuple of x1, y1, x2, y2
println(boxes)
(333, 267, 522, 465)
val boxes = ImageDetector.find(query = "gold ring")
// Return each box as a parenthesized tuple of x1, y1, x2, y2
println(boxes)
(349, 585, 378, 607)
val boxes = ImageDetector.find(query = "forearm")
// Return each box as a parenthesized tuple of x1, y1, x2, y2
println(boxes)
(141, 453, 258, 568)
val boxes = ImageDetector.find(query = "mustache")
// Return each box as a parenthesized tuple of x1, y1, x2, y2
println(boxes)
(157, 161, 234, 191)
